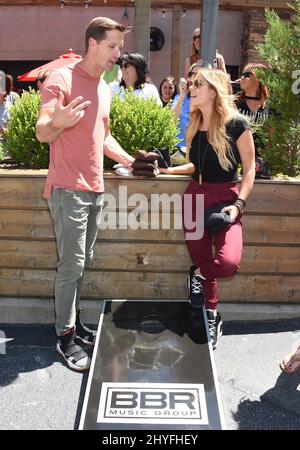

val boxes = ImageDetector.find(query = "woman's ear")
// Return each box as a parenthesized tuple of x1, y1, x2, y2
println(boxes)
(210, 89, 217, 100)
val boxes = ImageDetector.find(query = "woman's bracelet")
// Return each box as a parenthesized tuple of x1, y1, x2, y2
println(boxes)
(234, 198, 246, 214)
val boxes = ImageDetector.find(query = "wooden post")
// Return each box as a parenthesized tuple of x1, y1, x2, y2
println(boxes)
(171, 4, 181, 83)
(134, 0, 151, 65)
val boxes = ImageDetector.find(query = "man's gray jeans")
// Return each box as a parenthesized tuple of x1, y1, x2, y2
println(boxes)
(48, 188, 104, 336)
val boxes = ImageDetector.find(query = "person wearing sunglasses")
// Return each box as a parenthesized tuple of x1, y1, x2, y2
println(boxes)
(236, 63, 270, 122)
(184, 27, 226, 80)
(160, 68, 255, 350)
(171, 61, 212, 162)
(236, 63, 271, 178)
(109, 52, 162, 105)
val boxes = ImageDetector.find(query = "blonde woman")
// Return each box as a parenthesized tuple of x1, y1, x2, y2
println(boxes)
(160, 69, 255, 349)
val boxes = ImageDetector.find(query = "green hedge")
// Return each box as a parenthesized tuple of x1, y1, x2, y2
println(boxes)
(5, 88, 180, 170)
(109, 89, 180, 159)
(6, 89, 49, 168)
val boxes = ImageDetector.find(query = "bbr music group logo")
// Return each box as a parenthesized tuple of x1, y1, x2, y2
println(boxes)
(97, 382, 208, 425)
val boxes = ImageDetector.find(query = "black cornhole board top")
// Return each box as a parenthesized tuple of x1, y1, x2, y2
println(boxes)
(79, 300, 225, 430)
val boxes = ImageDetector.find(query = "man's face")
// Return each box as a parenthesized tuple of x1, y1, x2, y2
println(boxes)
(89, 29, 124, 71)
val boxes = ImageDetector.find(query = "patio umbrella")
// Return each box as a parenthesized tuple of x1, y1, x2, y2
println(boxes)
(17, 49, 82, 82)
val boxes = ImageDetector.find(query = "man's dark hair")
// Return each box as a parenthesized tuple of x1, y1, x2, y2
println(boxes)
(85, 17, 127, 53)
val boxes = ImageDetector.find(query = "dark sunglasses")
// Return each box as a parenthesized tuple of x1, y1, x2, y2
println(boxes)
(193, 35, 200, 41)
(189, 79, 202, 89)
(241, 71, 253, 78)
(121, 62, 130, 69)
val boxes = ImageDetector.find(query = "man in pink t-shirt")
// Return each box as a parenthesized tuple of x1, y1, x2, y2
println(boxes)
(36, 17, 134, 372)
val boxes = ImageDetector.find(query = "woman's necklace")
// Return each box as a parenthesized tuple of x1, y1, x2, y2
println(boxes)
(244, 95, 260, 100)
(198, 132, 210, 185)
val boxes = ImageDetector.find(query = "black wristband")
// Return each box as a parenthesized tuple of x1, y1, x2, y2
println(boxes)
(236, 198, 246, 207)
(233, 203, 242, 214)
(234, 199, 245, 214)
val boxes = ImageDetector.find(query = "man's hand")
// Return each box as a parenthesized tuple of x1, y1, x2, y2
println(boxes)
(51, 91, 91, 131)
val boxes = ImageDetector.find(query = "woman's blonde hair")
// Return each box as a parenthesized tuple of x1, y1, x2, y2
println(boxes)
(186, 68, 242, 171)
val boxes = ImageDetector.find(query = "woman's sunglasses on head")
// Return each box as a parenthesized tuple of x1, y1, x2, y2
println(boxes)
(187, 70, 198, 78)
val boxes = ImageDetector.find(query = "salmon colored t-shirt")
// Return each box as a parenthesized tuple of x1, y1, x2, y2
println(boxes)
(41, 63, 111, 199)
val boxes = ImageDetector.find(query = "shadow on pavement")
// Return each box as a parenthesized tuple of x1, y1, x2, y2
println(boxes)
(0, 324, 58, 387)
(233, 370, 300, 430)
(223, 318, 300, 336)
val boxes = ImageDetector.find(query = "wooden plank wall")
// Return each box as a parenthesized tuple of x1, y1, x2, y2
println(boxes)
(0, 172, 299, 303)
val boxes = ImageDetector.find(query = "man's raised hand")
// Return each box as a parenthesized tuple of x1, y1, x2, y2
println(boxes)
(52, 91, 91, 130)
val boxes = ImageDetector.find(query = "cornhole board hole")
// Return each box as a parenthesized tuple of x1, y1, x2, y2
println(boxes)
(79, 300, 225, 430)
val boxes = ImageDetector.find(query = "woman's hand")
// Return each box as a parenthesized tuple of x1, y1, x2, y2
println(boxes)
(178, 78, 188, 96)
(221, 205, 240, 222)
(159, 167, 171, 174)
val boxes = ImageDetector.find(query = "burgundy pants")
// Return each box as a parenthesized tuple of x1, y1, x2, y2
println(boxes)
(183, 179, 243, 310)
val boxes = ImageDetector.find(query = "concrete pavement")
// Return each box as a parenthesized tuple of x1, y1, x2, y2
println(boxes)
(0, 318, 299, 430)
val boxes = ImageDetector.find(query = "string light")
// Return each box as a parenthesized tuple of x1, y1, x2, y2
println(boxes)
(84, 0, 91, 8)
(182, 9, 187, 18)
(60, 0, 64, 9)
(162, 10, 166, 19)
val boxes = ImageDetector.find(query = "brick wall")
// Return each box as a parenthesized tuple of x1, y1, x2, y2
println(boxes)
(240, 9, 293, 75)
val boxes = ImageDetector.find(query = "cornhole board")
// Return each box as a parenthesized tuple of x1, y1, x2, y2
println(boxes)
(79, 300, 225, 430)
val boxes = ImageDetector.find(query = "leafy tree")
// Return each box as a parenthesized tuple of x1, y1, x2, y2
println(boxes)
(256, 1, 300, 176)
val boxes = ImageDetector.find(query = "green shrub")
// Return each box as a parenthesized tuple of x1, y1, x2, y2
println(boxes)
(6, 88, 49, 168)
(256, 1, 300, 176)
(107, 90, 180, 168)
(5, 87, 180, 171)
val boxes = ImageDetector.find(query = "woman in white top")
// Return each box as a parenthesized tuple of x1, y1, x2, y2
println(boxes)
(109, 52, 162, 106)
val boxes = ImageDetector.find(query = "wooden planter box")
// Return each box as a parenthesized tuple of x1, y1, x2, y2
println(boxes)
(0, 170, 299, 304)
